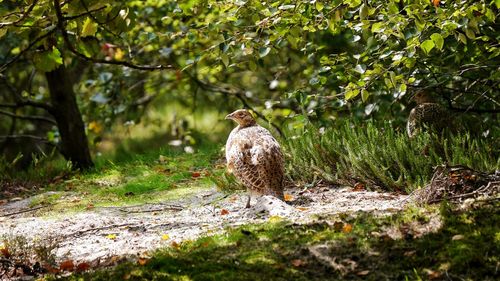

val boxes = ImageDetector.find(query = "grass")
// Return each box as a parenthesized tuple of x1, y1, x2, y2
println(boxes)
(0, 136, 226, 215)
(53, 202, 499, 281)
(284, 121, 499, 193)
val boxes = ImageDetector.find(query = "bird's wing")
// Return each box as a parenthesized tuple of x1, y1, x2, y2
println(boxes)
(228, 140, 265, 192)
(248, 128, 285, 197)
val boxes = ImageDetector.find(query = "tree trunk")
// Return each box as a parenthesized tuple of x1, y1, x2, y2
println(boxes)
(45, 65, 94, 170)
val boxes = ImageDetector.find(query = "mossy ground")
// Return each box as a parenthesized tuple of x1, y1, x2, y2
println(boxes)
(2, 122, 498, 280)
(54, 202, 498, 281)
(1, 139, 224, 215)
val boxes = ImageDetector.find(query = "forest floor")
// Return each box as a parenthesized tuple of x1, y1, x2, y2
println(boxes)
(0, 144, 498, 280)
(1, 184, 409, 264)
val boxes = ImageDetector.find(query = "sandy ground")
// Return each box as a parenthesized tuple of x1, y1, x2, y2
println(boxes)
(0, 186, 408, 264)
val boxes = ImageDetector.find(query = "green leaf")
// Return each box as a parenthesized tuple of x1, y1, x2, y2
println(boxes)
(359, 4, 368, 20)
(248, 60, 257, 71)
(345, 89, 360, 100)
(81, 17, 98, 37)
(465, 28, 475, 39)
(420, 39, 435, 55)
(361, 89, 370, 102)
(371, 22, 384, 33)
(458, 33, 467, 44)
(221, 54, 229, 67)
(33, 47, 63, 72)
(316, 2, 324, 12)
(259, 47, 271, 58)
(0, 27, 7, 39)
(430, 33, 444, 51)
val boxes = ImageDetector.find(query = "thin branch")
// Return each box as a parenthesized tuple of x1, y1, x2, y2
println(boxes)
(0, 0, 39, 27)
(0, 28, 57, 72)
(63, 4, 107, 21)
(0, 134, 51, 143)
(52, 0, 173, 71)
(0, 205, 48, 217)
(0, 109, 57, 124)
(190, 74, 284, 136)
(130, 94, 157, 107)
(79, 0, 121, 38)
(0, 100, 55, 115)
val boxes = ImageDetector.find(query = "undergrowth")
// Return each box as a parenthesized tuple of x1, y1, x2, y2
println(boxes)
(284, 121, 499, 193)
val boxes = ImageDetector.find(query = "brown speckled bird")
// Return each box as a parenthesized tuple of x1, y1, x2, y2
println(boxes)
(225, 109, 285, 208)
(407, 92, 450, 138)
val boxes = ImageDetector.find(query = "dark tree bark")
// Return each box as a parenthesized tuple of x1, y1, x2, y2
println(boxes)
(45, 65, 94, 170)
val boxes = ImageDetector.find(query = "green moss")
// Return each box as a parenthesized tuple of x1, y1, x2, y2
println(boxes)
(56, 203, 499, 281)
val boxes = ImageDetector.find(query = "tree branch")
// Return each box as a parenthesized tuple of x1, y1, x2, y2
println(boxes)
(189, 74, 284, 136)
(0, 109, 57, 124)
(0, 134, 52, 143)
(0, 100, 55, 115)
(63, 4, 107, 21)
(52, 0, 173, 71)
(0, 0, 39, 27)
(0, 29, 57, 72)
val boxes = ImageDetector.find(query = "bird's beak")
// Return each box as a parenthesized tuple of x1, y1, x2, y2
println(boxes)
(225, 113, 233, 120)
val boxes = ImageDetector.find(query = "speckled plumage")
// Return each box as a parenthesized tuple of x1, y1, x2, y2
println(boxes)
(407, 92, 450, 138)
(225, 110, 284, 206)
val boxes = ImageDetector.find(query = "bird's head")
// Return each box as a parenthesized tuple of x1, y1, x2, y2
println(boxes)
(225, 109, 256, 127)
(411, 91, 436, 104)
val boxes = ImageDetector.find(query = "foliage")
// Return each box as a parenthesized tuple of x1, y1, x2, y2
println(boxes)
(1, 0, 498, 170)
(284, 121, 499, 192)
(54, 202, 499, 280)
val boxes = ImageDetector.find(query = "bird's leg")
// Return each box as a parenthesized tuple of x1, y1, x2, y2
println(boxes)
(245, 192, 251, 208)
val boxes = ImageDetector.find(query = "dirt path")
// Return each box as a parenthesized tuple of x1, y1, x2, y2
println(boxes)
(0, 186, 408, 264)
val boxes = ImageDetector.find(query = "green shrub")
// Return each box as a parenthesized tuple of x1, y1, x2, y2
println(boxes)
(284, 121, 499, 193)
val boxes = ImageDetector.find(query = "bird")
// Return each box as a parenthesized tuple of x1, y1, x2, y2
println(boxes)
(406, 91, 451, 138)
(225, 109, 285, 208)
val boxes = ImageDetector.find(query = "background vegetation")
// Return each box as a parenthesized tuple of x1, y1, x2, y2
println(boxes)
(0, 1, 499, 280)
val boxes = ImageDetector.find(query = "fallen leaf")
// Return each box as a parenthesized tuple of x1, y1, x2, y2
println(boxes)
(76, 262, 90, 272)
(268, 215, 283, 223)
(44, 264, 60, 274)
(296, 207, 308, 211)
(110, 255, 120, 263)
(353, 182, 365, 191)
(424, 268, 442, 279)
(220, 209, 229, 215)
(284, 194, 294, 201)
(0, 247, 11, 258)
(333, 221, 344, 231)
(161, 234, 170, 240)
(137, 258, 148, 266)
(452, 234, 464, 241)
(342, 223, 353, 233)
(59, 260, 75, 271)
(171, 241, 180, 248)
(86, 203, 94, 210)
(356, 270, 370, 276)
(191, 172, 201, 178)
(106, 234, 117, 240)
(291, 259, 304, 267)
